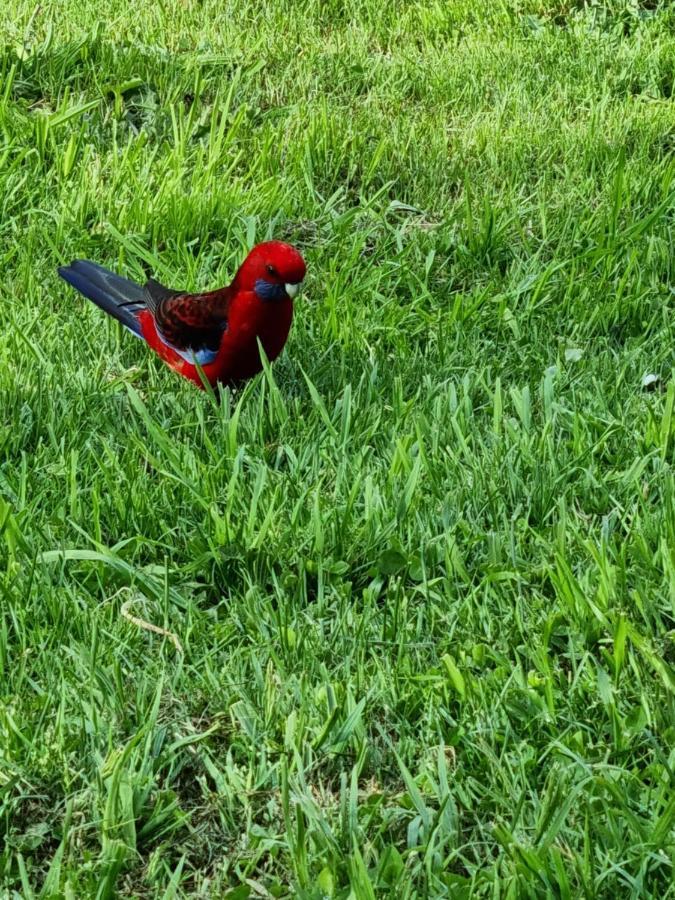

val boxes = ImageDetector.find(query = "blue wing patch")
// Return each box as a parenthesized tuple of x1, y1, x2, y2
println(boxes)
(189, 347, 219, 366)
(155, 328, 219, 365)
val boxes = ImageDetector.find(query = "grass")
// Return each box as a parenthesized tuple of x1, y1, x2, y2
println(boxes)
(1, 0, 674, 896)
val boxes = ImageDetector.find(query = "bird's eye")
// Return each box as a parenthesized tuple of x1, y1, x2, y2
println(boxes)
(266, 264, 276, 276)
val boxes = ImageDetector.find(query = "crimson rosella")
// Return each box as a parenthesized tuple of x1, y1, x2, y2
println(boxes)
(58, 241, 306, 389)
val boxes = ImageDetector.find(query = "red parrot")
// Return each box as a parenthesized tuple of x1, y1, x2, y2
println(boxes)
(58, 241, 306, 389)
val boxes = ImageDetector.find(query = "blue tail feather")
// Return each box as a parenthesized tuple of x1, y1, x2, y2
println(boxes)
(58, 260, 146, 337)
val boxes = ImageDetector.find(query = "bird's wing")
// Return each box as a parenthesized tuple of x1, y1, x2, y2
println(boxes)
(144, 278, 231, 353)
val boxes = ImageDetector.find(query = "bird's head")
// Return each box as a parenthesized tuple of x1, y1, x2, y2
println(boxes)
(235, 241, 306, 302)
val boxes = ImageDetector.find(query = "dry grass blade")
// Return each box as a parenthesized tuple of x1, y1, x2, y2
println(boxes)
(120, 596, 183, 654)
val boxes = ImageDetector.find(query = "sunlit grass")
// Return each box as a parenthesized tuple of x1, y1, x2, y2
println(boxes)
(1, 1, 674, 896)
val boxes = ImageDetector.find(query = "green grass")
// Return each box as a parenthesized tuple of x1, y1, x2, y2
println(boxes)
(1, 0, 675, 896)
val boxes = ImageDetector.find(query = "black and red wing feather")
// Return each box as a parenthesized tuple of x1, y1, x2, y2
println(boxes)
(144, 279, 232, 352)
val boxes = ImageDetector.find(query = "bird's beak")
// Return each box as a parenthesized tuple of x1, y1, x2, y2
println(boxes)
(285, 282, 301, 299)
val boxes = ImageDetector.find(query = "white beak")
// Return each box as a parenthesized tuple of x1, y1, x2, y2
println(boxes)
(285, 282, 301, 299)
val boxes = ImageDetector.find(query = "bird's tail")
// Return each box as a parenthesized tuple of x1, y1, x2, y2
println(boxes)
(58, 259, 147, 337)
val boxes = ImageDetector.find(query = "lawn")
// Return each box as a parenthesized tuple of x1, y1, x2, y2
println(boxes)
(1, 0, 674, 896)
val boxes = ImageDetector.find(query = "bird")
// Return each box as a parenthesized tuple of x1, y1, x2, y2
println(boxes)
(58, 241, 306, 389)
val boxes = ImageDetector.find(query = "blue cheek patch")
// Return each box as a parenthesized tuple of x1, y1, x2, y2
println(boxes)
(255, 279, 287, 302)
